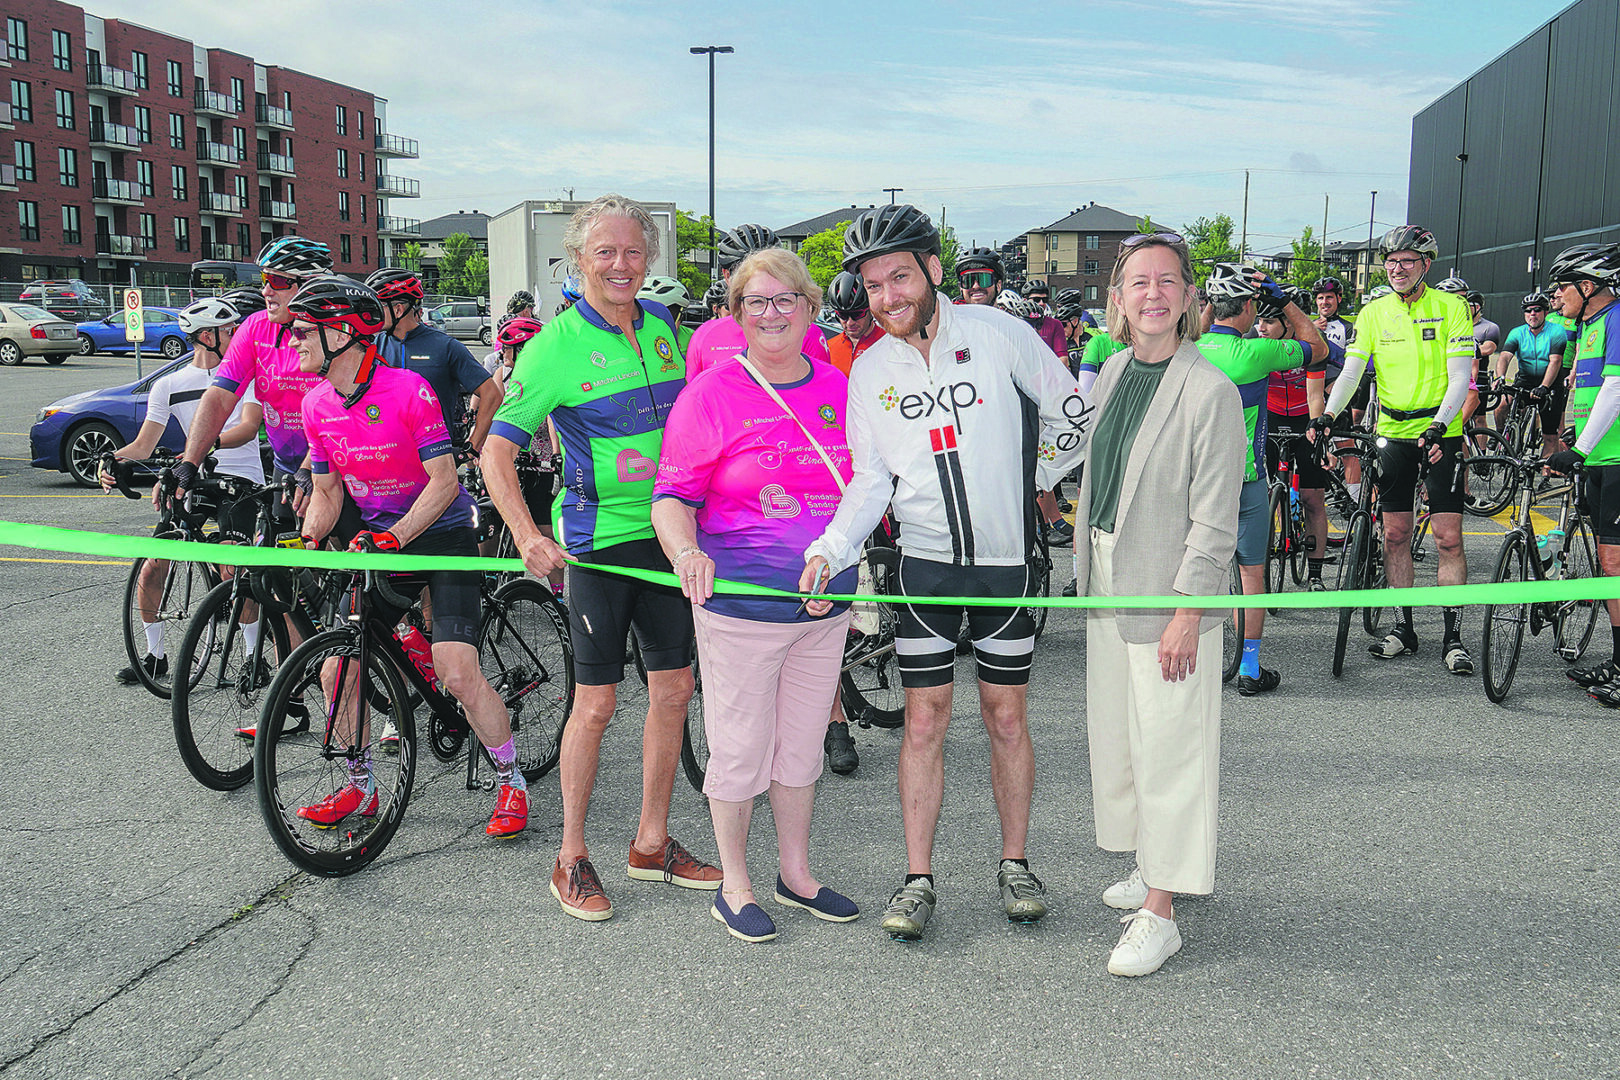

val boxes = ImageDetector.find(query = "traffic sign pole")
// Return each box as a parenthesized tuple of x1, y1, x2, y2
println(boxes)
(126, 272, 143, 378)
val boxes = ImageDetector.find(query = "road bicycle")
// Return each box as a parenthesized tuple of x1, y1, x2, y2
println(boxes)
(1265, 432, 1314, 596)
(1327, 432, 1390, 677)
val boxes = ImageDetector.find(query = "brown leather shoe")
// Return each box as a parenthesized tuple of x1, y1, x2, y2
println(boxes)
(551, 856, 613, 921)
(628, 836, 722, 890)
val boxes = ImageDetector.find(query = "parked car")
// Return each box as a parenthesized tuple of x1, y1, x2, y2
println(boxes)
(427, 300, 492, 345)
(0, 302, 80, 366)
(30, 354, 192, 486)
(18, 279, 111, 322)
(76, 307, 188, 359)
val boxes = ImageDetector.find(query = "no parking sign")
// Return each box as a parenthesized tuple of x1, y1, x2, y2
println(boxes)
(123, 289, 145, 342)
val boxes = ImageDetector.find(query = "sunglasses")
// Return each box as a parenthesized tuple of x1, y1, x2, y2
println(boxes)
(1121, 232, 1186, 250)
(837, 310, 869, 322)
(262, 271, 304, 291)
(1523, 306, 1548, 313)
(287, 323, 320, 342)
(958, 271, 996, 289)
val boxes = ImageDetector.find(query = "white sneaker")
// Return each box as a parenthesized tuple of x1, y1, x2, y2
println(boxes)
(1108, 908, 1182, 977)
(1102, 866, 1148, 910)
(380, 719, 400, 753)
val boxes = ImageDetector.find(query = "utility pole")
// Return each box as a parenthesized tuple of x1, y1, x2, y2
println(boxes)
(1240, 170, 1250, 258)
(1367, 190, 1378, 292)
(689, 45, 733, 280)
(1321, 194, 1330, 281)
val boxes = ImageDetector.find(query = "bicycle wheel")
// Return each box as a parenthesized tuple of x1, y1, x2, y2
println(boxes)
(254, 629, 416, 877)
(1222, 557, 1245, 684)
(1265, 484, 1288, 597)
(1333, 516, 1370, 677)
(1028, 538, 1053, 642)
(1289, 499, 1309, 586)
(1410, 512, 1432, 563)
(1553, 517, 1600, 662)
(480, 578, 573, 782)
(1462, 428, 1516, 517)
(841, 546, 905, 728)
(1481, 534, 1530, 704)
(680, 653, 709, 792)
(123, 557, 221, 699)
(172, 581, 290, 791)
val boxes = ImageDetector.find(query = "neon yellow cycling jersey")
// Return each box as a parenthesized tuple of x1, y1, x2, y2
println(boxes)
(1343, 287, 1473, 438)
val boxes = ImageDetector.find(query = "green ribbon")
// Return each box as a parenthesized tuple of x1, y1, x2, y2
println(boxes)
(0, 519, 1612, 610)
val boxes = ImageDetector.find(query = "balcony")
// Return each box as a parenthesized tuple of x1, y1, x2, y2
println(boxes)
(92, 176, 143, 205)
(194, 89, 237, 117)
(260, 198, 297, 222)
(374, 132, 419, 158)
(257, 150, 295, 177)
(375, 173, 420, 198)
(89, 121, 141, 151)
(378, 215, 421, 237)
(95, 233, 146, 258)
(199, 190, 244, 216)
(203, 242, 242, 260)
(255, 102, 293, 130)
(196, 141, 244, 167)
(0, 100, 12, 129)
(86, 64, 139, 96)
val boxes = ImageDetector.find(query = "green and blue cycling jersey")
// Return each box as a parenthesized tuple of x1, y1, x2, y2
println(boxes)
(1197, 326, 1304, 482)
(1570, 301, 1620, 467)
(489, 299, 685, 553)
(1502, 322, 1569, 378)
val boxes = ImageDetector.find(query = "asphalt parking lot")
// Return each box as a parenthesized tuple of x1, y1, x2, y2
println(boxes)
(2, 358, 1616, 1078)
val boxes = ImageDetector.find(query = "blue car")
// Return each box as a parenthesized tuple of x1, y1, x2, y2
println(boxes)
(75, 307, 189, 360)
(30, 354, 193, 487)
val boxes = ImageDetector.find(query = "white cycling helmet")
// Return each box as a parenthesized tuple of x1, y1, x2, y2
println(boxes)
(995, 289, 1031, 317)
(178, 296, 242, 335)
(637, 275, 690, 311)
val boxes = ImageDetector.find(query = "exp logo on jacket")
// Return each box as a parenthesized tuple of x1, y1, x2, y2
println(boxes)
(884, 381, 983, 433)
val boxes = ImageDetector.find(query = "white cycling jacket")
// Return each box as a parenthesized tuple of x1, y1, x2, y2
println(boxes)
(807, 296, 1094, 572)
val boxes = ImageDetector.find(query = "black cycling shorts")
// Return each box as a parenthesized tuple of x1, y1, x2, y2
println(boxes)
(567, 537, 694, 686)
(341, 526, 483, 646)
(1514, 372, 1569, 433)
(1265, 413, 1329, 489)
(1377, 435, 1465, 516)
(1584, 465, 1620, 545)
(894, 555, 1035, 688)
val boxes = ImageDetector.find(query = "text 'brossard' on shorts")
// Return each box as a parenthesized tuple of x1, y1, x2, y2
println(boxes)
(894, 555, 1035, 688)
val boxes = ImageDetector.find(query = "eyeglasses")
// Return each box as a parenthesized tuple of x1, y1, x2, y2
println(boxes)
(958, 270, 996, 289)
(262, 271, 303, 291)
(1121, 232, 1186, 250)
(287, 323, 320, 342)
(739, 292, 803, 317)
(1382, 256, 1425, 270)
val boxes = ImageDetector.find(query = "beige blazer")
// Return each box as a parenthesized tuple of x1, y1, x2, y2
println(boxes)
(1074, 338, 1245, 643)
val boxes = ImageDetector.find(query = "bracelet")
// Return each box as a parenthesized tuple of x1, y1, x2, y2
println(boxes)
(674, 546, 706, 567)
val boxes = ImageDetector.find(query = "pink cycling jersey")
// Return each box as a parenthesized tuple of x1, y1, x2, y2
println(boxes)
(655, 361, 856, 622)
(684, 315, 830, 379)
(303, 364, 474, 534)
(210, 309, 322, 473)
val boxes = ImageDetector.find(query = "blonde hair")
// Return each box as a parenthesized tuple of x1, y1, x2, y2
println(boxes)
(562, 194, 661, 277)
(727, 248, 824, 319)
(1105, 238, 1202, 345)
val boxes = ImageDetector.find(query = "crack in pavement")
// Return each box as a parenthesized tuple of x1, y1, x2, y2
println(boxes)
(0, 951, 39, 989)
(0, 872, 307, 1072)
(2, 577, 126, 612)
(177, 907, 317, 1079)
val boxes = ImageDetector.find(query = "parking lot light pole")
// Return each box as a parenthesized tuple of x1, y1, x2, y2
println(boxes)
(690, 45, 733, 279)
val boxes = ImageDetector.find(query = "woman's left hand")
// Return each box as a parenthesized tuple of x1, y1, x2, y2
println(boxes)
(1157, 612, 1201, 682)
(676, 550, 715, 606)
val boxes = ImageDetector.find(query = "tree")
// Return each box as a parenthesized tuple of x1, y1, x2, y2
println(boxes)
(398, 241, 423, 273)
(437, 233, 479, 297)
(938, 222, 960, 299)
(1136, 214, 1161, 235)
(462, 251, 489, 299)
(675, 209, 717, 298)
(798, 220, 853, 290)
(1181, 214, 1239, 286)
(1286, 225, 1324, 290)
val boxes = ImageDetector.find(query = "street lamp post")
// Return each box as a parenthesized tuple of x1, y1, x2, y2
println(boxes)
(690, 45, 733, 281)
(884, 188, 903, 205)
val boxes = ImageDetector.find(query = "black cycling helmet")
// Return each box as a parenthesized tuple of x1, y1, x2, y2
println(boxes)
(828, 271, 869, 318)
(1435, 276, 1469, 294)
(1311, 275, 1345, 296)
(1465, 289, 1484, 307)
(1204, 262, 1265, 301)
(219, 286, 267, 319)
(287, 276, 387, 338)
(703, 279, 728, 310)
(841, 204, 940, 274)
(716, 224, 778, 270)
(1548, 242, 1620, 286)
(505, 289, 535, 314)
(364, 266, 425, 305)
(956, 246, 1006, 281)
(1023, 278, 1049, 298)
(257, 235, 333, 278)
(1378, 225, 1439, 260)
(1522, 291, 1551, 309)
(1053, 288, 1086, 321)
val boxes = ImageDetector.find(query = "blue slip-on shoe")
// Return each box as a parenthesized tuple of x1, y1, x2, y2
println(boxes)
(773, 876, 860, 922)
(712, 891, 777, 942)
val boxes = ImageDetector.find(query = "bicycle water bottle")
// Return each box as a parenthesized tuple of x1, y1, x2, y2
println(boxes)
(395, 624, 438, 688)
(1545, 527, 1567, 573)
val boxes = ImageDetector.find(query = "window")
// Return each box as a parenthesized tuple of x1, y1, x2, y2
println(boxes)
(1047, 260, 1058, 274)
(334, 105, 347, 135)
(52, 29, 71, 70)
(11, 80, 32, 123)
(167, 59, 184, 97)
(1085, 285, 1098, 302)
(1084, 259, 1099, 274)
(1085, 234, 1100, 250)
(171, 165, 187, 200)
(138, 212, 157, 249)
(57, 147, 77, 187)
(55, 89, 74, 130)
(62, 205, 82, 245)
(14, 140, 34, 183)
(338, 191, 350, 221)
(357, 110, 365, 139)
(337, 148, 348, 178)
(230, 77, 244, 111)
(133, 106, 151, 144)
(7, 18, 28, 63)
(136, 159, 154, 197)
(1046, 234, 1059, 251)
(131, 51, 148, 89)
(174, 216, 189, 252)
(359, 194, 366, 223)
(340, 233, 351, 262)
(282, 90, 291, 110)
(169, 112, 185, 149)
(357, 154, 364, 181)
(237, 223, 250, 253)
(232, 126, 245, 157)
(18, 201, 39, 242)
(361, 235, 367, 264)
(234, 174, 248, 208)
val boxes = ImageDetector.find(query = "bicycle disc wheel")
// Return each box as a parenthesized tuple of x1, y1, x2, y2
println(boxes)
(1553, 517, 1600, 662)
(254, 629, 416, 877)
(480, 578, 573, 782)
(123, 557, 220, 699)
(680, 653, 709, 793)
(1222, 557, 1245, 684)
(1481, 534, 1530, 704)
(1333, 516, 1370, 677)
(172, 580, 289, 790)
(1265, 484, 1288, 598)
(840, 547, 906, 728)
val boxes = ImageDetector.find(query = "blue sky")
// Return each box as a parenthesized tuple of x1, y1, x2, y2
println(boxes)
(99, 0, 1572, 254)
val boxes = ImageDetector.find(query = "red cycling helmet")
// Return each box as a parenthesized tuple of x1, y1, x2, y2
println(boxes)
(496, 315, 545, 348)
(287, 275, 388, 339)
(364, 266, 425, 304)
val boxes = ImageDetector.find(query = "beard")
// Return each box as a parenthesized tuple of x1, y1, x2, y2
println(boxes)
(873, 286, 938, 340)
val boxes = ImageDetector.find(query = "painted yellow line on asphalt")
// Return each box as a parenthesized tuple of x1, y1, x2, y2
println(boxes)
(0, 493, 118, 498)
(0, 555, 131, 565)
(0, 456, 32, 461)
